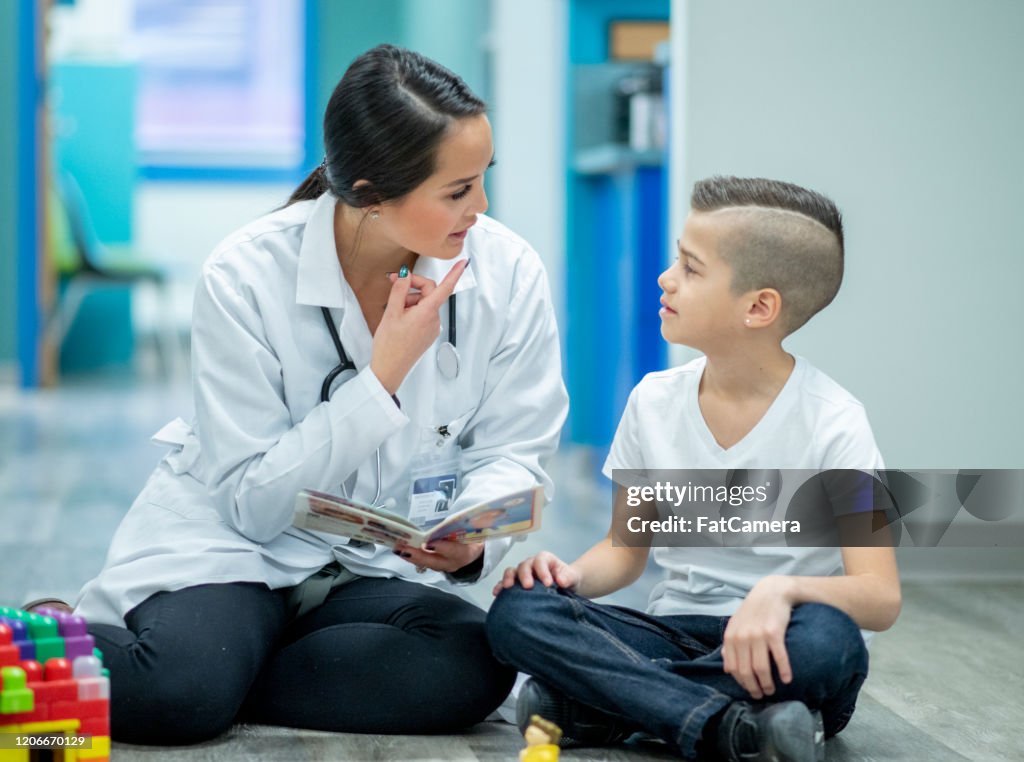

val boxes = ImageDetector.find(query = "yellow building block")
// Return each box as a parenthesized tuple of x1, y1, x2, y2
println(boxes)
(17, 719, 81, 734)
(76, 734, 109, 760)
(1, 719, 85, 761)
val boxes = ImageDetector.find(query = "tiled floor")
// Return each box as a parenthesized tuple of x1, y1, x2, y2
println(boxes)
(1, 372, 1021, 760)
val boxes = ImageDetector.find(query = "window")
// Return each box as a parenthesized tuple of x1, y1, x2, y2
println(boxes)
(133, 0, 304, 170)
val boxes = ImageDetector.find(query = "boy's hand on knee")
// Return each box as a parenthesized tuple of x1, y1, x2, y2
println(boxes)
(722, 576, 795, 700)
(493, 551, 581, 596)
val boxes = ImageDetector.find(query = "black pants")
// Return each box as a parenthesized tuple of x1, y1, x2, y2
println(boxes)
(89, 577, 514, 745)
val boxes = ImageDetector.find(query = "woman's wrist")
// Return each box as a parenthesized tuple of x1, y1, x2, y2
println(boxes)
(369, 359, 401, 395)
(448, 545, 486, 581)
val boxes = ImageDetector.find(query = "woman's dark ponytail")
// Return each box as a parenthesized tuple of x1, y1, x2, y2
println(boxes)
(285, 44, 486, 208)
(286, 163, 331, 206)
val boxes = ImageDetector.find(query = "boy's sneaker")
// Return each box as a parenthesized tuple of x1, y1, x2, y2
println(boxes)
(717, 700, 825, 762)
(515, 678, 632, 748)
(22, 598, 74, 615)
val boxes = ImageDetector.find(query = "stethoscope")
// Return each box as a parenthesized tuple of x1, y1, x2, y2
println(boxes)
(319, 296, 459, 505)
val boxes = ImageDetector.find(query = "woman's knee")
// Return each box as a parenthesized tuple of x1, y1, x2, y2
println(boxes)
(433, 621, 516, 729)
(110, 672, 240, 745)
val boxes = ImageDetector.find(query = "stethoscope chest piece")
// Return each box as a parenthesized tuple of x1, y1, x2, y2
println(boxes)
(437, 341, 460, 380)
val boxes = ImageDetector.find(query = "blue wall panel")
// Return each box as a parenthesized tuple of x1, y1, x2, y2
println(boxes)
(565, 0, 669, 447)
(15, 1, 42, 386)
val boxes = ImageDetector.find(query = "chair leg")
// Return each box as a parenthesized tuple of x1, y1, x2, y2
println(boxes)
(154, 281, 186, 380)
(44, 280, 91, 356)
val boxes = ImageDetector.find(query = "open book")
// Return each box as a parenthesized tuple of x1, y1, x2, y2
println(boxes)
(293, 485, 545, 548)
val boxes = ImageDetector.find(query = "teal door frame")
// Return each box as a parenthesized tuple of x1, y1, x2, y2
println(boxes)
(17, 0, 42, 388)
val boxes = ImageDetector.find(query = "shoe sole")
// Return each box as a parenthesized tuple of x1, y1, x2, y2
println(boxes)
(759, 702, 825, 762)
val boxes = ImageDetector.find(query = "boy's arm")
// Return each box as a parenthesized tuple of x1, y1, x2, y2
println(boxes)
(776, 544, 901, 632)
(723, 530, 901, 700)
(568, 536, 650, 599)
(570, 485, 654, 598)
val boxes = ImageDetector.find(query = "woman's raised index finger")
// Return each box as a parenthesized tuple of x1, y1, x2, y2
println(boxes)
(422, 259, 468, 308)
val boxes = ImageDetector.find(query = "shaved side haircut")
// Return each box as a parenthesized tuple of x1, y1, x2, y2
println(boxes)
(691, 176, 844, 334)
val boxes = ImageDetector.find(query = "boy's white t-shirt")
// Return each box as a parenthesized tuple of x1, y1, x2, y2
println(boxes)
(602, 355, 884, 619)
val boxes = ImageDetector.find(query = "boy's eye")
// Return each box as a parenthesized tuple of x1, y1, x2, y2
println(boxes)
(682, 262, 695, 276)
(451, 184, 472, 200)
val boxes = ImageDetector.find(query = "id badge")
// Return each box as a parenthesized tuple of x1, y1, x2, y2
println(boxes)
(407, 425, 462, 529)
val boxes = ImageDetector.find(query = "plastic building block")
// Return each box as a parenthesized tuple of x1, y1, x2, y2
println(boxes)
(71, 656, 101, 680)
(17, 661, 41, 685)
(0, 606, 109, 761)
(0, 618, 35, 662)
(38, 610, 95, 662)
(71, 656, 109, 702)
(0, 667, 33, 714)
(24, 615, 64, 663)
(44, 658, 71, 681)
(77, 734, 111, 760)
(0, 626, 20, 668)
(78, 714, 110, 737)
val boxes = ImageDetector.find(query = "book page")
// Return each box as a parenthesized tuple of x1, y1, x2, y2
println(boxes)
(427, 486, 544, 544)
(294, 489, 426, 548)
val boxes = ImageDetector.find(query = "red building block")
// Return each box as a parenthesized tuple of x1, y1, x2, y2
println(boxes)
(78, 715, 110, 737)
(0, 624, 21, 667)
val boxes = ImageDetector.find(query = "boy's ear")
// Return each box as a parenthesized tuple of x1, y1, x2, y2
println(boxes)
(744, 288, 783, 329)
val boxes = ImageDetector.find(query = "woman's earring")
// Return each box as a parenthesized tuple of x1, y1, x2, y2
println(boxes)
(370, 210, 380, 220)
(745, 319, 751, 325)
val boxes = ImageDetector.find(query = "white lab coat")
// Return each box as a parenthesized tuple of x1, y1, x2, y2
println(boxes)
(76, 192, 569, 626)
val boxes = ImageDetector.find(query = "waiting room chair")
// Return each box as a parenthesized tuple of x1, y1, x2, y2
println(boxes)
(44, 172, 183, 378)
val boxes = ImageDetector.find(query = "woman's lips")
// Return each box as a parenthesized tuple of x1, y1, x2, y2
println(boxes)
(449, 224, 473, 240)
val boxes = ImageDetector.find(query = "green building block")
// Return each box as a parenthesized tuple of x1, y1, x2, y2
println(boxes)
(23, 613, 59, 640)
(33, 636, 65, 662)
(0, 666, 34, 714)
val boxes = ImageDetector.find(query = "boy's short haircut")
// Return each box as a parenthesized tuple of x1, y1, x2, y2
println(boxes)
(691, 176, 844, 335)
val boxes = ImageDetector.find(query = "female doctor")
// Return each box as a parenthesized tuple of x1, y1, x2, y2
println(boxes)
(66, 45, 568, 745)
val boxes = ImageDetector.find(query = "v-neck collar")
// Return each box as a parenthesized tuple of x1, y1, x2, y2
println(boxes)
(686, 355, 805, 462)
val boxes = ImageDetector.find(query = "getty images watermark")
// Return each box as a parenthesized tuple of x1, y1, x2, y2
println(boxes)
(609, 469, 1024, 547)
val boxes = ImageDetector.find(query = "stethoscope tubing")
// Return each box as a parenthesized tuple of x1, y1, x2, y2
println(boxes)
(319, 295, 458, 506)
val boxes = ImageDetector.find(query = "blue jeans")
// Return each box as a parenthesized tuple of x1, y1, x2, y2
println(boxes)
(487, 584, 868, 758)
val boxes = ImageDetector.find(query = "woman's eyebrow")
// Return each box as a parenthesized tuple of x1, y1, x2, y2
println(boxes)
(442, 157, 496, 187)
(444, 175, 479, 188)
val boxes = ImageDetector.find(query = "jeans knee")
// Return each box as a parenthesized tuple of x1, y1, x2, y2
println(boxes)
(788, 603, 868, 686)
(486, 583, 559, 662)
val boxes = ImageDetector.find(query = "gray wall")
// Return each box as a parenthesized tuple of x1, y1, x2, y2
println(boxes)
(670, 0, 1024, 576)
(671, 0, 1024, 470)
(491, 0, 567, 329)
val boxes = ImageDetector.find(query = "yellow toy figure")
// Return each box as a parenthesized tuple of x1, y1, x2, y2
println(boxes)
(519, 714, 561, 762)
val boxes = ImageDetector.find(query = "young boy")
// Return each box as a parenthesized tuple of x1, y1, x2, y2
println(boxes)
(486, 176, 901, 762)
